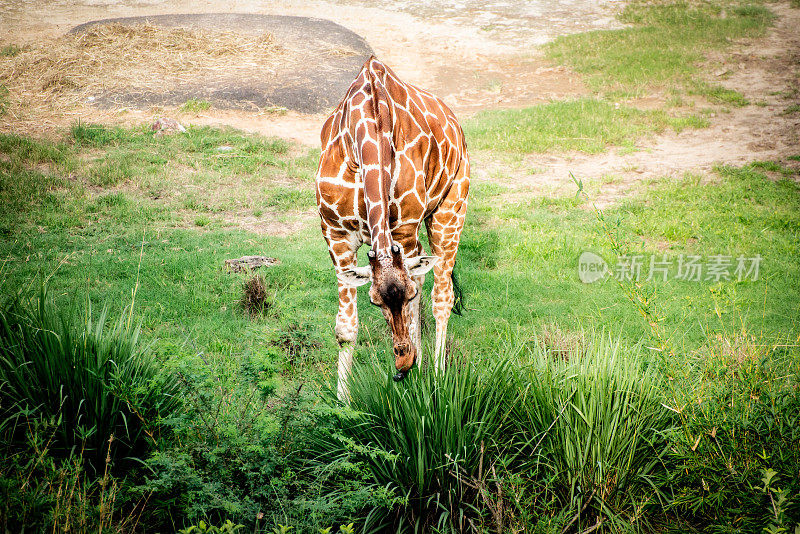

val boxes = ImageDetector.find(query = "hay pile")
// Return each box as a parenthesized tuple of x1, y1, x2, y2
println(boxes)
(0, 23, 286, 111)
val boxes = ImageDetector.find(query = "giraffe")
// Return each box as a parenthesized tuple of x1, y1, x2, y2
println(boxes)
(315, 56, 470, 401)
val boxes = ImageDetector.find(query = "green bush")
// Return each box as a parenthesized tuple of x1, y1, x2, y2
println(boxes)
(0, 286, 181, 472)
(135, 349, 304, 530)
(309, 355, 513, 532)
(308, 334, 675, 533)
(0, 285, 182, 530)
(662, 336, 800, 532)
(505, 334, 674, 532)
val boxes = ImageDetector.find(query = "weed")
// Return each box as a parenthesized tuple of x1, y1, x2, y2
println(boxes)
(71, 121, 133, 146)
(783, 103, 800, 114)
(136, 344, 315, 530)
(0, 438, 139, 533)
(749, 160, 795, 177)
(178, 519, 245, 533)
(661, 336, 800, 531)
(94, 192, 128, 208)
(0, 44, 22, 57)
(693, 82, 749, 107)
(240, 274, 273, 317)
(0, 84, 8, 115)
(194, 215, 211, 227)
(310, 354, 512, 531)
(506, 334, 674, 532)
(537, 322, 584, 359)
(181, 98, 212, 112)
(87, 156, 133, 186)
(0, 285, 182, 472)
(0, 131, 73, 169)
(274, 321, 322, 368)
(264, 186, 316, 210)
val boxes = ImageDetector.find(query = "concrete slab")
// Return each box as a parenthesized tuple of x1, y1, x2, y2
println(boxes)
(69, 13, 373, 113)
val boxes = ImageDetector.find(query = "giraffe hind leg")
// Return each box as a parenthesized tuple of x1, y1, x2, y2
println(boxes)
(410, 273, 424, 369)
(426, 164, 469, 372)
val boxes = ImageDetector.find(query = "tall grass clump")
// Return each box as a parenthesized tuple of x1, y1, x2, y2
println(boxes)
(0, 286, 181, 473)
(310, 356, 513, 532)
(309, 334, 674, 532)
(505, 334, 674, 532)
(661, 334, 800, 532)
(545, 0, 774, 96)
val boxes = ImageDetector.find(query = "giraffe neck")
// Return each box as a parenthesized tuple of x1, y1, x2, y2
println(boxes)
(360, 57, 394, 256)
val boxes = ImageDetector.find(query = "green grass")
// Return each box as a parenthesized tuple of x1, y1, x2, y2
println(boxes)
(0, 123, 315, 231)
(506, 334, 674, 532)
(312, 354, 513, 530)
(0, 286, 181, 472)
(693, 82, 750, 107)
(784, 103, 800, 114)
(180, 98, 212, 112)
(0, 85, 8, 115)
(463, 98, 706, 154)
(312, 333, 673, 531)
(0, 1, 796, 528)
(545, 1, 775, 97)
(1, 126, 797, 366)
(0, 44, 21, 58)
(0, 123, 798, 531)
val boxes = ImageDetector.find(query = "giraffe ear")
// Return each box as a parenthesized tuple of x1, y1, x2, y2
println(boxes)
(339, 266, 372, 287)
(406, 255, 438, 276)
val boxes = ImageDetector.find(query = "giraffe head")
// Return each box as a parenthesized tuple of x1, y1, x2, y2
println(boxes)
(340, 243, 437, 379)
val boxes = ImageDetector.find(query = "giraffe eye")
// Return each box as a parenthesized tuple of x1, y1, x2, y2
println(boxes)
(391, 244, 400, 254)
(367, 249, 376, 259)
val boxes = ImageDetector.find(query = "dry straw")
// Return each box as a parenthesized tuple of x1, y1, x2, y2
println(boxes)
(0, 23, 286, 112)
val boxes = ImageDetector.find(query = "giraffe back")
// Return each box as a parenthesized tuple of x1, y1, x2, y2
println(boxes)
(316, 56, 468, 250)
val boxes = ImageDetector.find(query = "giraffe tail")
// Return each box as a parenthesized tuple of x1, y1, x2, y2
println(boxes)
(451, 265, 465, 316)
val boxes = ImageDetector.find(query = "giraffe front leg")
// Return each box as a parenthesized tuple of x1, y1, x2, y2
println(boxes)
(326, 241, 360, 402)
(335, 282, 358, 402)
(427, 159, 469, 374)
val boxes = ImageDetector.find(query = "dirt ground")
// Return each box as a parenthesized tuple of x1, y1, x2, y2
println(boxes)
(2, 0, 799, 207)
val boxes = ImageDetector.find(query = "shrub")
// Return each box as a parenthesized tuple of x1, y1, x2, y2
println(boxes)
(309, 354, 513, 532)
(662, 335, 800, 532)
(135, 349, 301, 530)
(0, 285, 182, 531)
(0, 286, 182, 473)
(505, 334, 674, 532)
(240, 274, 273, 317)
(308, 333, 674, 533)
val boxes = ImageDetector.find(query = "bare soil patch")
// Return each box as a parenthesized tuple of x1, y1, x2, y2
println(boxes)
(1, 0, 797, 211)
(0, 0, 596, 141)
(475, 3, 800, 207)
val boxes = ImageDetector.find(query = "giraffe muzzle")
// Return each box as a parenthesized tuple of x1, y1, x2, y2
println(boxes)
(393, 369, 408, 382)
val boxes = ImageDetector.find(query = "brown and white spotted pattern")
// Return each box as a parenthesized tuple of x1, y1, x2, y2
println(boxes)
(315, 56, 470, 401)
